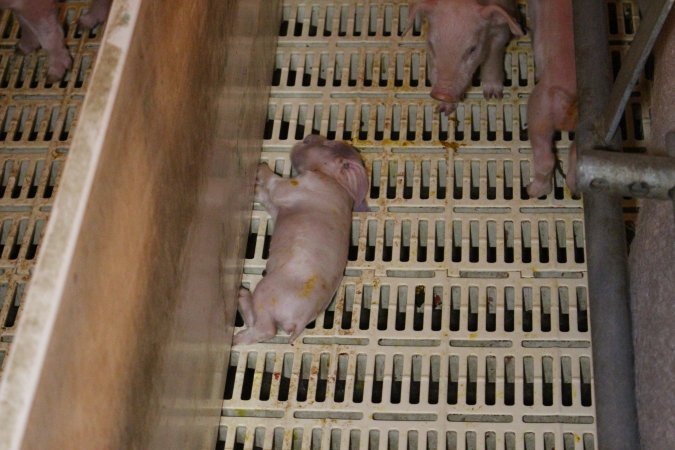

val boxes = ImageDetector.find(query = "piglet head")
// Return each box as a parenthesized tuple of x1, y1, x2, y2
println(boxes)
(404, 0, 523, 112)
(291, 135, 369, 212)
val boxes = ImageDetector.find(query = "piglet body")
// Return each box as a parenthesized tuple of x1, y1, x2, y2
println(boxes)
(406, 0, 523, 114)
(0, 0, 71, 81)
(525, 0, 578, 197)
(234, 135, 368, 345)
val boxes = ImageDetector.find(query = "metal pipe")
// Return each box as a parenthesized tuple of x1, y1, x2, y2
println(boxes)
(602, 0, 674, 145)
(668, 131, 675, 224)
(572, 1, 640, 449)
(577, 148, 675, 199)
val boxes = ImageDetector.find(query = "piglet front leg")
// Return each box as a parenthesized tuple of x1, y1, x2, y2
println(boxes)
(481, 28, 510, 99)
(13, 1, 72, 82)
(254, 162, 280, 219)
(15, 15, 40, 54)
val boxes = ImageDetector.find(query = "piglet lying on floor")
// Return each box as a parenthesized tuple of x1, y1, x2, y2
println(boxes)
(1, 0, 72, 81)
(233, 135, 369, 345)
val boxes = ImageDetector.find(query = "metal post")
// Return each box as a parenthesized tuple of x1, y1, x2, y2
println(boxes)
(572, 1, 641, 449)
(668, 131, 675, 224)
(602, 0, 674, 145)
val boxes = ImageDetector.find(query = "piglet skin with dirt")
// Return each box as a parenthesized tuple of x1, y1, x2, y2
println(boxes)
(0, 0, 71, 81)
(233, 135, 369, 345)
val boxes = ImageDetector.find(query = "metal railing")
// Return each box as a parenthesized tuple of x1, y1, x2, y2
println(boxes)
(573, 1, 674, 448)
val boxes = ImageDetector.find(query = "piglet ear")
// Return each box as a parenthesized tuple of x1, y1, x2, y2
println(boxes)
(336, 159, 369, 212)
(480, 5, 524, 37)
(402, 0, 437, 36)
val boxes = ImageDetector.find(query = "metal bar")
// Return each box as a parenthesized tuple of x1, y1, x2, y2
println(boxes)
(668, 131, 675, 224)
(573, 1, 640, 449)
(577, 148, 675, 199)
(602, 0, 674, 145)
(636, 0, 651, 14)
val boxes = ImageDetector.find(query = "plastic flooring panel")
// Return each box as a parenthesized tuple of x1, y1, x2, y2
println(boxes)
(219, 1, 650, 450)
(0, 1, 104, 375)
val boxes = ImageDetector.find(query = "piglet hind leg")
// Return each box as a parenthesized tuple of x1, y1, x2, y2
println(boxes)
(233, 287, 277, 345)
(15, 8, 72, 82)
(526, 87, 556, 198)
(233, 322, 276, 345)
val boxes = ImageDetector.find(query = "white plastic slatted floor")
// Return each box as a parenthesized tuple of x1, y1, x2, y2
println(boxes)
(218, 2, 650, 450)
(0, 0, 648, 447)
(0, 1, 103, 375)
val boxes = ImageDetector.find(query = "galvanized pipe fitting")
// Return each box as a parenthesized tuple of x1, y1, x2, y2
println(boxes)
(577, 148, 675, 199)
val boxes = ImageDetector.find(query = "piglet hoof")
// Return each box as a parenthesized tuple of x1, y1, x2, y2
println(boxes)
(238, 287, 251, 301)
(255, 163, 271, 186)
(526, 181, 552, 199)
(78, 0, 112, 30)
(78, 15, 97, 30)
(232, 325, 276, 346)
(46, 53, 73, 83)
(78, 13, 102, 30)
(482, 82, 504, 99)
(438, 102, 457, 116)
(233, 330, 253, 346)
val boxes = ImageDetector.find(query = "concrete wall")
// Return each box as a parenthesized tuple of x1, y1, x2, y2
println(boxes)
(629, 11, 675, 450)
(0, 0, 279, 448)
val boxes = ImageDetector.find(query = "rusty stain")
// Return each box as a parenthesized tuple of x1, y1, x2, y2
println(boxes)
(441, 141, 461, 152)
(290, 179, 299, 186)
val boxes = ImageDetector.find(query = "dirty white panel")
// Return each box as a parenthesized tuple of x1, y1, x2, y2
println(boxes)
(217, 1, 649, 449)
